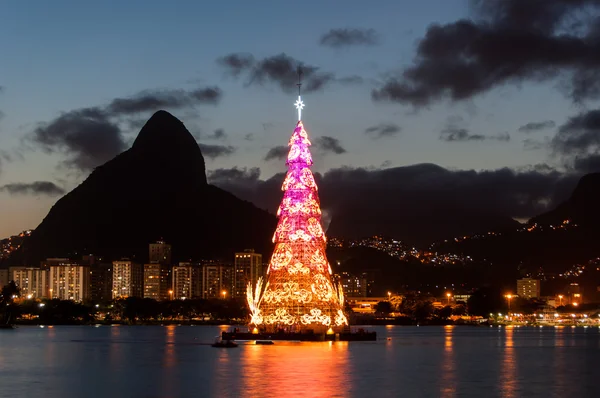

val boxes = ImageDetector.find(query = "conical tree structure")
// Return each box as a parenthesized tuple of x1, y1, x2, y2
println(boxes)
(247, 119, 348, 332)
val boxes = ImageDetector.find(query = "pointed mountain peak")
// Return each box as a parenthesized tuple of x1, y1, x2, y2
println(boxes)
(132, 110, 197, 151)
(130, 110, 207, 184)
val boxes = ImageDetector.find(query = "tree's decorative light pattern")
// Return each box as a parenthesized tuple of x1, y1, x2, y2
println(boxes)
(248, 120, 348, 331)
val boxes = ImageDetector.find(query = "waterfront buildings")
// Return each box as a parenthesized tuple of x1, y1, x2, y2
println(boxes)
(42, 258, 71, 268)
(233, 250, 262, 298)
(48, 262, 90, 301)
(0, 269, 9, 287)
(567, 283, 582, 304)
(10, 267, 48, 298)
(143, 263, 171, 300)
(335, 272, 367, 297)
(517, 278, 541, 299)
(201, 263, 233, 299)
(172, 262, 199, 300)
(90, 263, 113, 303)
(149, 241, 172, 264)
(112, 260, 143, 299)
(453, 294, 471, 303)
(345, 297, 390, 314)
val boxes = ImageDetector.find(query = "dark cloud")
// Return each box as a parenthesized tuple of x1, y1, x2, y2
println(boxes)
(127, 118, 148, 131)
(207, 167, 271, 208)
(493, 132, 511, 142)
(31, 107, 126, 171)
(319, 28, 379, 48)
(518, 120, 556, 133)
(441, 117, 510, 142)
(365, 123, 402, 139)
(217, 53, 336, 93)
(264, 145, 288, 161)
(189, 87, 222, 104)
(29, 84, 223, 171)
(440, 127, 486, 142)
(205, 128, 227, 140)
(208, 166, 261, 186)
(0, 149, 24, 164)
(198, 143, 236, 159)
(523, 138, 546, 150)
(551, 109, 600, 171)
(208, 167, 283, 212)
(372, 0, 600, 107)
(0, 150, 12, 162)
(217, 53, 255, 77)
(0, 181, 65, 196)
(572, 153, 600, 173)
(209, 163, 578, 228)
(337, 75, 364, 85)
(107, 86, 222, 115)
(440, 128, 510, 142)
(552, 109, 600, 155)
(314, 136, 346, 154)
(244, 133, 254, 141)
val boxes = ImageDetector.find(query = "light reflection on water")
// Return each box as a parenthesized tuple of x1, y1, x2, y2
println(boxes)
(236, 341, 350, 398)
(439, 325, 456, 397)
(500, 326, 516, 398)
(0, 325, 599, 398)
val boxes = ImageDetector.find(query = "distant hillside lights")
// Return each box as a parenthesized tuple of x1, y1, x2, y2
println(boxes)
(0, 230, 32, 260)
(333, 235, 473, 266)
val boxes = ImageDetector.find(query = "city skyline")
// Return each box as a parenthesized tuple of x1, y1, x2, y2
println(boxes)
(1, 0, 600, 237)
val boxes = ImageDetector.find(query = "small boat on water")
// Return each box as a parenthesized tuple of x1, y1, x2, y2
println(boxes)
(255, 340, 274, 345)
(211, 338, 238, 348)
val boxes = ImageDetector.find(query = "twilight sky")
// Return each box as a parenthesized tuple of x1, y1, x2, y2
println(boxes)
(1, 0, 600, 237)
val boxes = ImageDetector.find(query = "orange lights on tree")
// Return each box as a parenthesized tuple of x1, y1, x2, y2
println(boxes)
(247, 116, 348, 331)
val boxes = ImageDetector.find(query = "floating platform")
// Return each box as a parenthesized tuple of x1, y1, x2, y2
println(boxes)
(221, 329, 376, 342)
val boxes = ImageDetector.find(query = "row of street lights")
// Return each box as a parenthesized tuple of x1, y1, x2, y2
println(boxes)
(505, 293, 575, 308)
(386, 291, 455, 305)
(165, 290, 227, 300)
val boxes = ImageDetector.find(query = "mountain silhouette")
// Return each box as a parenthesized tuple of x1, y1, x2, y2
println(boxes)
(432, 172, 600, 294)
(325, 163, 521, 244)
(531, 172, 600, 227)
(12, 110, 277, 264)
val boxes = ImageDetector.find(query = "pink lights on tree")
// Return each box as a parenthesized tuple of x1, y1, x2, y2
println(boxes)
(247, 120, 348, 331)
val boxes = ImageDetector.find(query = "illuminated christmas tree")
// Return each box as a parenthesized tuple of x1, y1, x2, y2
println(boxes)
(247, 75, 348, 332)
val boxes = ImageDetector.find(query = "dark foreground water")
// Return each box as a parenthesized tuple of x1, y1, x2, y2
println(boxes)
(1, 325, 599, 398)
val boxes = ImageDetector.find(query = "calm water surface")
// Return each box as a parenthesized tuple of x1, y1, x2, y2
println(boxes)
(1, 325, 599, 397)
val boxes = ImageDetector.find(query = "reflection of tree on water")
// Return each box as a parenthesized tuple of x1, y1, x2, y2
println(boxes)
(164, 325, 176, 367)
(439, 325, 457, 397)
(500, 327, 517, 397)
(226, 342, 350, 398)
